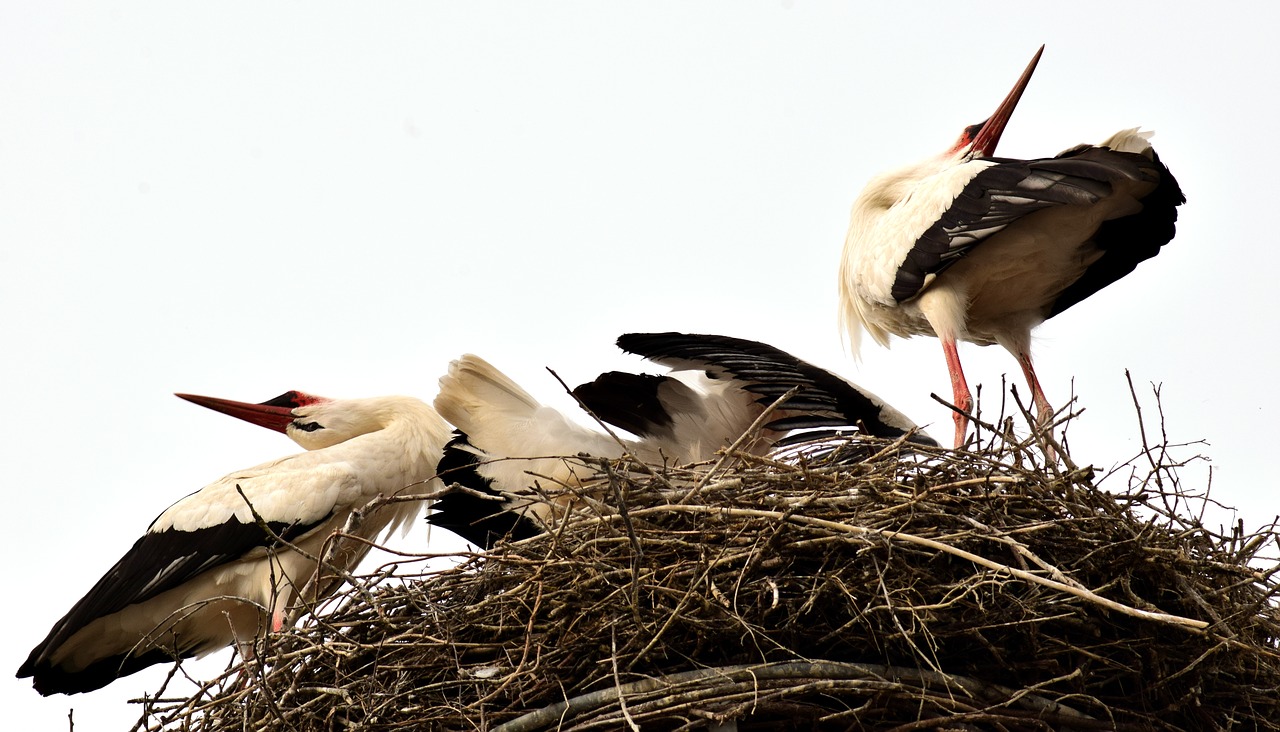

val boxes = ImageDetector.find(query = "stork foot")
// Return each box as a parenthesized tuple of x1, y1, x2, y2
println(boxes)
(1012, 349, 1059, 460)
(952, 412, 969, 450)
(1034, 400, 1059, 461)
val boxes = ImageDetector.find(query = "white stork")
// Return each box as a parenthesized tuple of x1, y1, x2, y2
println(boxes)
(838, 46, 1185, 448)
(17, 390, 450, 696)
(429, 331, 935, 548)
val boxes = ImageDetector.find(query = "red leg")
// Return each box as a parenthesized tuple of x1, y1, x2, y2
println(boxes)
(1013, 350, 1053, 429)
(941, 337, 972, 448)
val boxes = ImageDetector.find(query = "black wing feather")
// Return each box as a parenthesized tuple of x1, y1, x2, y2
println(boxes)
(571, 371, 676, 438)
(1049, 148, 1184, 316)
(27, 646, 182, 696)
(890, 147, 1166, 304)
(19, 511, 322, 684)
(428, 431, 543, 549)
(614, 332, 936, 446)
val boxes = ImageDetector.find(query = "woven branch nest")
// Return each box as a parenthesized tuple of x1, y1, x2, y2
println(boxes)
(136, 416, 1280, 731)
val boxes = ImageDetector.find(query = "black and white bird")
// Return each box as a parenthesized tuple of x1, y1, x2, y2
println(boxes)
(429, 332, 935, 548)
(838, 46, 1185, 448)
(18, 391, 450, 696)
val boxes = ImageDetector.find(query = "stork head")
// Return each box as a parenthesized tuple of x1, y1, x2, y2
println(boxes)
(176, 390, 371, 450)
(948, 45, 1043, 159)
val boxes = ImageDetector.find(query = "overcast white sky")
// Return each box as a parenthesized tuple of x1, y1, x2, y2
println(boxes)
(4, 3, 1277, 729)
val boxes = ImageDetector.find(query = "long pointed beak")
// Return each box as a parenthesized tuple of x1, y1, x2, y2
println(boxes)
(969, 45, 1044, 157)
(175, 391, 307, 434)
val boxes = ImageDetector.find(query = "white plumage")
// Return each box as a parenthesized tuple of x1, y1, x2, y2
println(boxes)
(18, 391, 450, 695)
(839, 47, 1184, 448)
(429, 332, 935, 547)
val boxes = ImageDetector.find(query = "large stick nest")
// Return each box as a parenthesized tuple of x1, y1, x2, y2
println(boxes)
(138, 413, 1280, 731)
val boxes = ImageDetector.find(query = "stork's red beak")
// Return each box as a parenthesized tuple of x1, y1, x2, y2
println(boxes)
(175, 391, 326, 434)
(969, 45, 1043, 157)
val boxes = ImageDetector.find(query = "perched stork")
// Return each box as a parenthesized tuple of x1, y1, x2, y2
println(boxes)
(18, 391, 450, 696)
(430, 331, 935, 548)
(838, 46, 1185, 448)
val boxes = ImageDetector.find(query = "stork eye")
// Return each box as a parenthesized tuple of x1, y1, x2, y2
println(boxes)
(294, 421, 324, 432)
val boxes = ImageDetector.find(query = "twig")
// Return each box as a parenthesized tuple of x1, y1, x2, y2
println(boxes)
(686, 386, 800, 498)
(547, 366, 678, 493)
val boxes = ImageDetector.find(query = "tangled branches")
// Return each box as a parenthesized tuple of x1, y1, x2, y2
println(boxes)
(138, 425, 1280, 731)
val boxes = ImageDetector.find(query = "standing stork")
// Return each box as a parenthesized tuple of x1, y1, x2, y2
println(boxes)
(838, 46, 1185, 448)
(17, 391, 450, 695)
(429, 331, 935, 548)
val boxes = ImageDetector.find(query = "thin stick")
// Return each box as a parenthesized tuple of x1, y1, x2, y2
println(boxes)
(685, 386, 800, 499)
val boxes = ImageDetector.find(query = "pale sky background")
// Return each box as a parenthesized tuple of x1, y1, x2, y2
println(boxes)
(3, 3, 1277, 729)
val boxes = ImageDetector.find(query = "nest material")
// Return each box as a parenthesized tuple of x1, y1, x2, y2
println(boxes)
(138, 425, 1280, 731)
